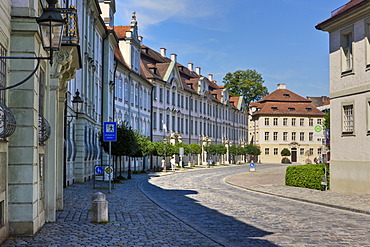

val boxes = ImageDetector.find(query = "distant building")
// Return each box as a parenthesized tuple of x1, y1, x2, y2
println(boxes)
(306, 96, 330, 108)
(316, 0, 370, 193)
(249, 84, 325, 164)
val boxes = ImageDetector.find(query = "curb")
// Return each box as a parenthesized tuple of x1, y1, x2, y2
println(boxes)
(224, 178, 370, 216)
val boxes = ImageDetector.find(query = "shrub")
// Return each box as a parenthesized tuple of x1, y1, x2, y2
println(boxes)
(285, 164, 329, 191)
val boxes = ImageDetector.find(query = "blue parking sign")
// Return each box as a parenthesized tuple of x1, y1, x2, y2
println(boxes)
(103, 122, 117, 141)
(250, 163, 255, 168)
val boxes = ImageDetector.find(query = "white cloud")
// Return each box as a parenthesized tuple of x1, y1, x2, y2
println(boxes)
(116, 0, 225, 29)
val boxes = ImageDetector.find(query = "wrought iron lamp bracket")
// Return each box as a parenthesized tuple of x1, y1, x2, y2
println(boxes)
(0, 56, 52, 90)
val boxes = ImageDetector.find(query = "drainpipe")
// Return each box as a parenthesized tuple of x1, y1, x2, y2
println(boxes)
(150, 83, 155, 170)
(100, 30, 108, 168)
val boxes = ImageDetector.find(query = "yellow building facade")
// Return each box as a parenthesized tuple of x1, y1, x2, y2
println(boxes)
(249, 84, 325, 164)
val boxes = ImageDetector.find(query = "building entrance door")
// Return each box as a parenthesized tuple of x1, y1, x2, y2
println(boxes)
(291, 148, 297, 162)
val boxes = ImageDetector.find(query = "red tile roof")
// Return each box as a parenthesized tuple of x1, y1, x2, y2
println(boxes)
(257, 89, 311, 103)
(115, 26, 130, 39)
(251, 88, 324, 117)
(140, 44, 232, 104)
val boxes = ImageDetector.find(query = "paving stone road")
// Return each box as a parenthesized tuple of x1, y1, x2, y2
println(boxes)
(2, 164, 370, 246)
(141, 165, 370, 246)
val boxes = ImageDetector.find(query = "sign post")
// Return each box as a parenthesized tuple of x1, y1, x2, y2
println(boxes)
(179, 147, 184, 168)
(249, 162, 255, 172)
(103, 122, 117, 193)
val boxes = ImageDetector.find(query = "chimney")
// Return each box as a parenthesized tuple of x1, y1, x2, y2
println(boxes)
(160, 47, 166, 57)
(277, 83, 286, 89)
(188, 63, 193, 71)
(171, 53, 177, 62)
(196, 67, 201, 75)
(208, 74, 213, 81)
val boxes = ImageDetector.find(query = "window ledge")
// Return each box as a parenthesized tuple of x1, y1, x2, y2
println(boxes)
(341, 70, 354, 77)
(342, 132, 355, 137)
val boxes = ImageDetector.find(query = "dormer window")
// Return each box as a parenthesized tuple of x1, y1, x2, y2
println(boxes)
(271, 107, 278, 111)
(283, 93, 290, 98)
(289, 107, 295, 111)
(149, 68, 157, 74)
(142, 47, 148, 54)
(306, 107, 312, 112)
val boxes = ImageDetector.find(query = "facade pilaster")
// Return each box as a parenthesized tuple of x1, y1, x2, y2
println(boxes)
(7, 17, 44, 235)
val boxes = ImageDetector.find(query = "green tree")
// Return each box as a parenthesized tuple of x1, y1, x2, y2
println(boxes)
(281, 148, 291, 164)
(100, 122, 138, 179)
(188, 143, 201, 165)
(323, 110, 330, 130)
(174, 142, 189, 155)
(281, 148, 291, 157)
(133, 132, 154, 172)
(245, 144, 261, 156)
(223, 69, 269, 107)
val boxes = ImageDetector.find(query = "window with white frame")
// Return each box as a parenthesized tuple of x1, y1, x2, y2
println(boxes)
(135, 84, 139, 107)
(300, 132, 304, 141)
(159, 88, 163, 102)
(283, 132, 288, 141)
(309, 119, 313, 126)
(309, 132, 313, 141)
(366, 21, 370, 66)
(153, 112, 157, 129)
(265, 132, 269, 141)
(159, 114, 163, 130)
(292, 118, 296, 126)
(309, 148, 314, 155)
(341, 30, 353, 73)
(265, 117, 269, 126)
(130, 83, 134, 105)
(317, 119, 322, 125)
(283, 118, 288, 126)
(300, 148, 304, 155)
(300, 118, 304, 126)
(292, 132, 296, 141)
(124, 80, 128, 101)
(273, 132, 278, 141)
(318, 148, 322, 156)
(265, 148, 270, 155)
(273, 118, 278, 126)
(274, 148, 278, 155)
(343, 104, 354, 133)
(166, 89, 170, 104)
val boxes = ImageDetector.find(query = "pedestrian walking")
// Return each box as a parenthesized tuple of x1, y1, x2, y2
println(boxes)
(161, 158, 166, 172)
(319, 156, 323, 164)
(170, 156, 176, 171)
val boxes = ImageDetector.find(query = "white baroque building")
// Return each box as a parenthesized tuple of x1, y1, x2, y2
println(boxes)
(140, 46, 249, 166)
(113, 14, 153, 171)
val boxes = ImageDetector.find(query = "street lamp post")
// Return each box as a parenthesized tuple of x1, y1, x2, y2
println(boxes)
(0, 0, 65, 90)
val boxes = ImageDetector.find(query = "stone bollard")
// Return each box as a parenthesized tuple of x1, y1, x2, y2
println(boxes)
(91, 192, 108, 223)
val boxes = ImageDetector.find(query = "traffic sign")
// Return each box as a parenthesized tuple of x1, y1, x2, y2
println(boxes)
(95, 166, 103, 175)
(250, 162, 256, 172)
(103, 122, 117, 141)
(105, 166, 113, 174)
(314, 125, 323, 132)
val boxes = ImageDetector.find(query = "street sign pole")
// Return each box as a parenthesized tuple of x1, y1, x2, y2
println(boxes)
(109, 141, 111, 193)
(103, 122, 117, 193)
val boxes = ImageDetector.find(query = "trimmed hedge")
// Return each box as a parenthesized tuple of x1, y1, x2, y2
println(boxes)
(285, 164, 329, 191)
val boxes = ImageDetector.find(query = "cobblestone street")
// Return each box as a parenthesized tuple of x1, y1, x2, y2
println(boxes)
(3, 164, 370, 246)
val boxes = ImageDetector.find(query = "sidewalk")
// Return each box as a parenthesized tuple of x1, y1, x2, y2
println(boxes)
(225, 165, 370, 215)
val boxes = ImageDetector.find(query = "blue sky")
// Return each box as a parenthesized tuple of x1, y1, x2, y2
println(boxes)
(115, 0, 349, 97)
